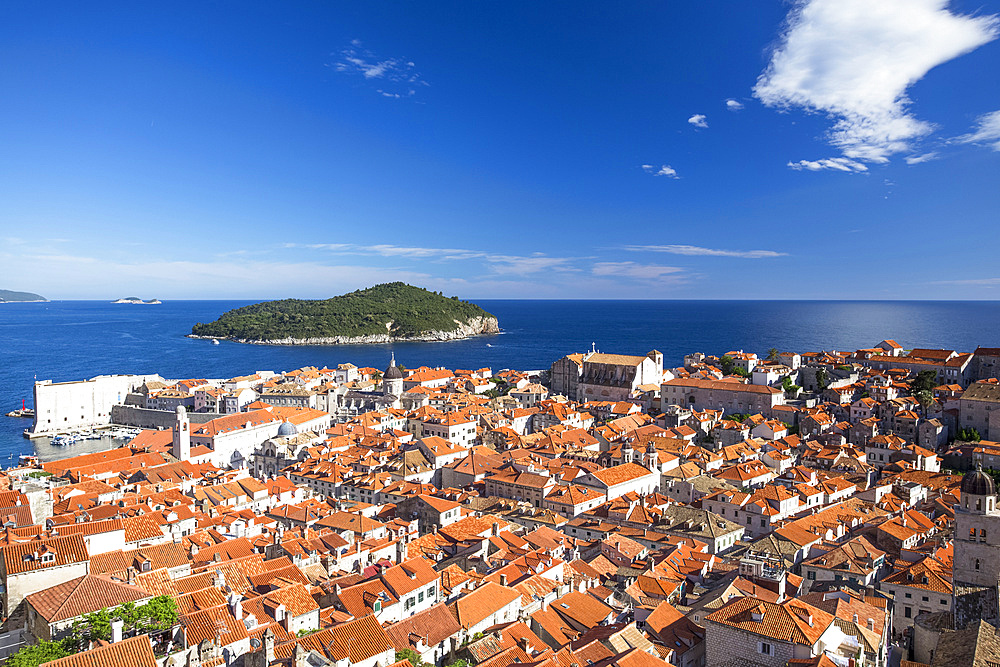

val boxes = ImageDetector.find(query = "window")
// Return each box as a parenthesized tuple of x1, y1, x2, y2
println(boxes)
(758, 642, 772, 656)
(905, 593, 912, 599)
(922, 596, 929, 602)
(405, 597, 415, 610)
(905, 607, 912, 618)
(418, 591, 424, 603)
(807, 571, 816, 580)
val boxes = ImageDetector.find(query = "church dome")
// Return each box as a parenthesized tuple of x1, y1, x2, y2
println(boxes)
(277, 420, 298, 437)
(384, 353, 403, 380)
(962, 463, 996, 497)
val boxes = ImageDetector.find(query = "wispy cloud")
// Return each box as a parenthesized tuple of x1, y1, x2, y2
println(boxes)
(641, 164, 679, 179)
(904, 152, 940, 165)
(687, 114, 708, 129)
(957, 110, 1000, 151)
(725, 99, 744, 111)
(592, 262, 686, 281)
(930, 277, 1000, 286)
(285, 242, 573, 275)
(333, 40, 428, 98)
(487, 254, 577, 275)
(787, 157, 868, 173)
(754, 0, 998, 163)
(624, 244, 787, 259)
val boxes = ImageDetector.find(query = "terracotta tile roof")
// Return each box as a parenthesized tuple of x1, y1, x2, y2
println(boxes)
(39, 634, 157, 667)
(449, 582, 522, 629)
(550, 591, 613, 629)
(384, 602, 462, 650)
(182, 604, 249, 647)
(590, 463, 655, 487)
(1, 533, 89, 575)
(26, 574, 152, 622)
(704, 596, 833, 645)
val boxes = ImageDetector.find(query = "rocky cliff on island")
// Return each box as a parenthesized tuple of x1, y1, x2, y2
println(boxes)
(189, 283, 499, 345)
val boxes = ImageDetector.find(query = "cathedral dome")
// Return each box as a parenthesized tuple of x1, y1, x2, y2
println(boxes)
(962, 463, 996, 497)
(384, 353, 403, 380)
(277, 420, 298, 437)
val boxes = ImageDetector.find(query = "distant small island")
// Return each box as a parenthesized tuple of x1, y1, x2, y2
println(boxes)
(189, 282, 500, 345)
(112, 297, 162, 304)
(0, 289, 47, 303)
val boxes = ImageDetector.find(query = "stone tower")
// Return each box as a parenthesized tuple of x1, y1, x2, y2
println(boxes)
(953, 462, 1000, 628)
(383, 353, 404, 397)
(172, 405, 191, 462)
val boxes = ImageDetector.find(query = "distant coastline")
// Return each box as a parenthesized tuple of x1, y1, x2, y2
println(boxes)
(112, 297, 162, 304)
(0, 289, 47, 303)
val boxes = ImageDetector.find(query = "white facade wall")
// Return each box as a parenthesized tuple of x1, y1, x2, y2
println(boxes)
(30, 374, 160, 435)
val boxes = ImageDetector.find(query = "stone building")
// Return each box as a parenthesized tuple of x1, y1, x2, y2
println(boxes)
(958, 382, 1000, 440)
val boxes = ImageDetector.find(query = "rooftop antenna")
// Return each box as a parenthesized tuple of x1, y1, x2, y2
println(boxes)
(591, 342, 596, 354)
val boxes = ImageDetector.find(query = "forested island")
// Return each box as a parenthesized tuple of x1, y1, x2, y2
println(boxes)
(0, 289, 47, 303)
(189, 282, 500, 345)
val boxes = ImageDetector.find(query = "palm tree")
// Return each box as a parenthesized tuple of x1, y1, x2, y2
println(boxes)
(767, 348, 780, 362)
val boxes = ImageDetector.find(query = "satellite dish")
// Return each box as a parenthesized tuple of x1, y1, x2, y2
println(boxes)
(250, 638, 262, 649)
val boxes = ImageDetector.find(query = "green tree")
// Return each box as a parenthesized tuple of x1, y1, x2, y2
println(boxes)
(719, 355, 735, 375)
(815, 368, 829, 390)
(136, 596, 178, 633)
(914, 389, 935, 418)
(766, 348, 780, 362)
(446, 660, 471, 667)
(6, 641, 73, 667)
(73, 608, 113, 644)
(909, 370, 938, 394)
(781, 376, 801, 398)
(958, 427, 982, 442)
(395, 649, 427, 667)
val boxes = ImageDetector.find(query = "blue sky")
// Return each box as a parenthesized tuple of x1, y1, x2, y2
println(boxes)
(1, 1, 999, 300)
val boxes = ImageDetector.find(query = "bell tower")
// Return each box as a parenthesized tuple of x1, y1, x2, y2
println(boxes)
(172, 405, 191, 462)
(953, 462, 1000, 629)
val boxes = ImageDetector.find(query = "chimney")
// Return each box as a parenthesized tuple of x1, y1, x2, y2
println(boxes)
(262, 628, 275, 664)
(229, 593, 243, 620)
(111, 619, 124, 643)
(500, 573, 508, 586)
(492, 522, 500, 537)
(519, 637, 530, 654)
(867, 618, 875, 631)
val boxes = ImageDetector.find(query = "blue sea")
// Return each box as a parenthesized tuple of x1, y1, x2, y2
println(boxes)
(3, 299, 1000, 463)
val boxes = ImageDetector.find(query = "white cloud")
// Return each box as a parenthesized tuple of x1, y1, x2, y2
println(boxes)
(334, 41, 428, 97)
(624, 244, 787, 259)
(289, 242, 575, 275)
(754, 0, 998, 162)
(592, 262, 686, 281)
(958, 110, 1000, 151)
(641, 164, 679, 179)
(904, 152, 940, 164)
(688, 114, 708, 128)
(487, 254, 577, 275)
(787, 157, 868, 173)
(725, 99, 744, 111)
(931, 277, 1000, 286)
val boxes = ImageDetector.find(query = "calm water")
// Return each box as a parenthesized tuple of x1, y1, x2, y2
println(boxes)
(2, 299, 1000, 462)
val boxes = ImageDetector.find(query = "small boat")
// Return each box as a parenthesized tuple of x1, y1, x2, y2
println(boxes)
(6, 400, 34, 418)
(212, 339, 220, 345)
